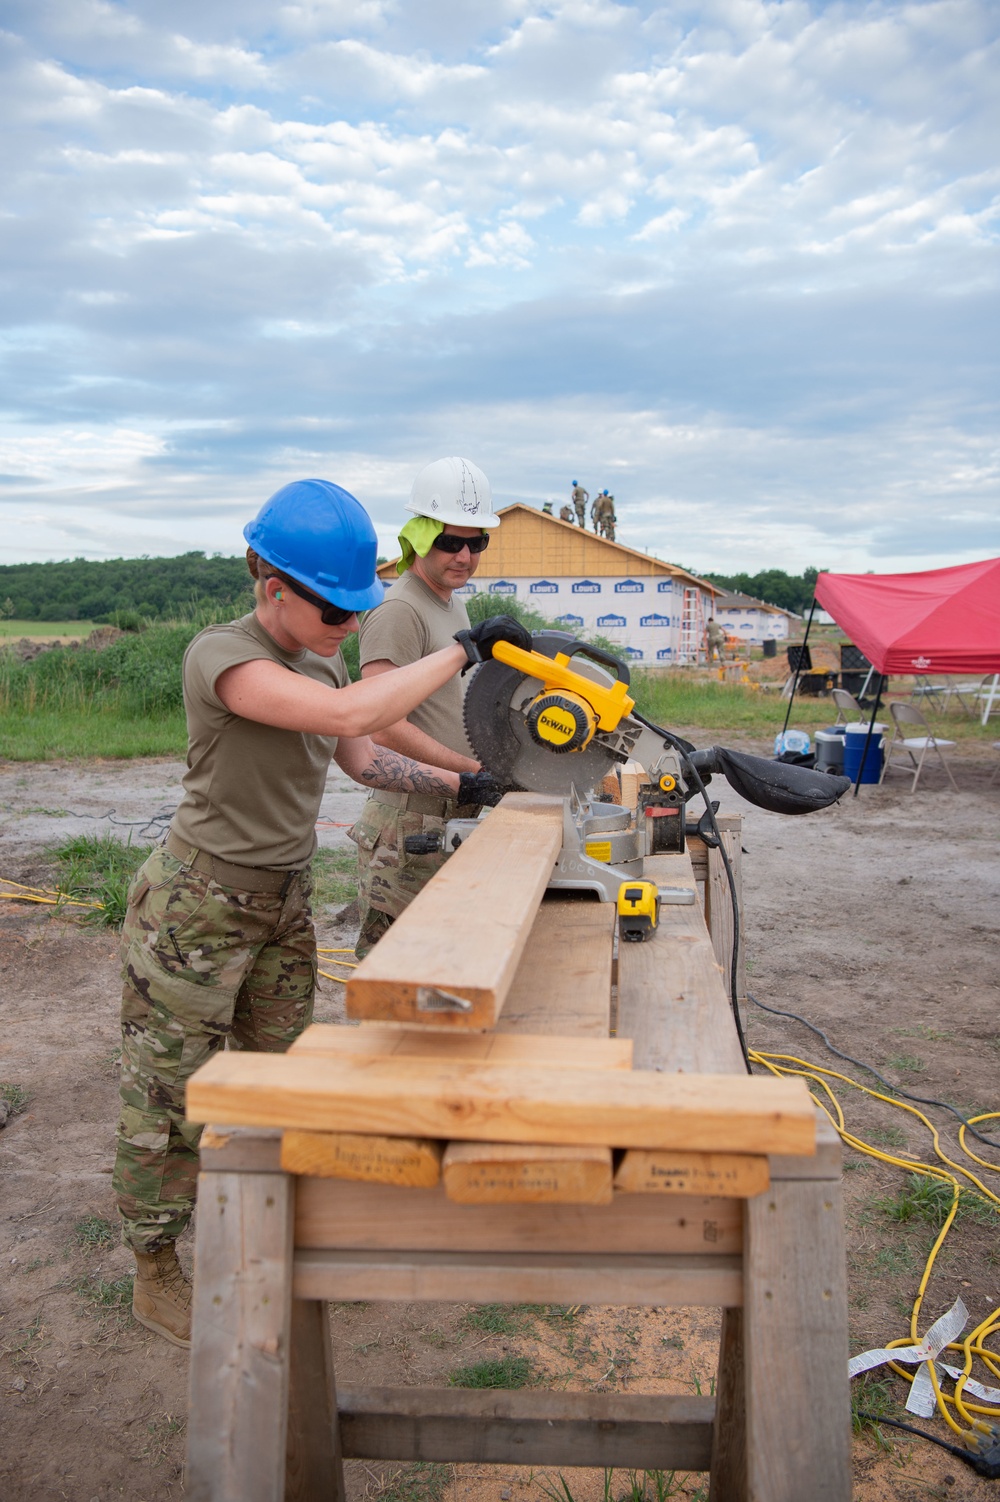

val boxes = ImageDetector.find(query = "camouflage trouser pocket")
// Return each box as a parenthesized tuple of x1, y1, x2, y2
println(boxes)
(352, 799, 449, 924)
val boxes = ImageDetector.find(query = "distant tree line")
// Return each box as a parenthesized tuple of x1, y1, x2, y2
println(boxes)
(0, 553, 255, 622)
(701, 567, 821, 617)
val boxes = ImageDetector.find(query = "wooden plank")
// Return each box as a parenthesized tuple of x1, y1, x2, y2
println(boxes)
(709, 1308, 747, 1502)
(344, 794, 564, 1029)
(744, 1179, 851, 1501)
(769, 1113, 842, 1182)
(337, 1386, 714, 1470)
(617, 850, 747, 1076)
(293, 1248, 743, 1308)
(442, 1142, 613, 1204)
(281, 1131, 443, 1187)
(615, 1151, 769, 1198)
(498, 902, 616, 1038)
(705, 821, 746, 1004)
(285, 1299, 345, 1502)
(199, 1124, 283, 1173)
(186, 1171, 295, 1502)
(620, 759, 650, 811)
(187, 1053, 815, 1156)
(290, 1023, 631, 1069)
(294, 1178, 742, 1254)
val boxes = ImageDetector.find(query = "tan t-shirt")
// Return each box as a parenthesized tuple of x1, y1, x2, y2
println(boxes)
(358, 570, 474, 758)
(171, 613, 348, 868)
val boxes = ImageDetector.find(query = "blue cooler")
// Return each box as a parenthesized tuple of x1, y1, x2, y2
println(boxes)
(843, 723, 885, 784)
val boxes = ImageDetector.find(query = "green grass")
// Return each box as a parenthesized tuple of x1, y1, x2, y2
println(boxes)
(460, 1302, 533, 1336)
(48, 832, 153, 928)
(372, 1463, 452, 1502)
(0, 1081, 29, 1115)
(73, 1273, 134, 1322)
(0, 707, 188, 759)
(73, 1215, 116, 1250)
(875, 1174, 957, 1228)
(448, 1354, 536, 1388)
(851, 1372, 900, 1451)
(540, 1471, 707, 1502)
(311, 847, 359, 908)
(0, 619, 99, 638)
(867, 1124, 907, 1150)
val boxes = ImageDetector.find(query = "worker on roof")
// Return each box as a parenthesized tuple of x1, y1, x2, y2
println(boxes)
(559, 504, 573, 522)
(112, 476, 528, 1349)
(351, 457, 513, 959)
(571, 480, 588, 527)
(592, 489, 616, 540)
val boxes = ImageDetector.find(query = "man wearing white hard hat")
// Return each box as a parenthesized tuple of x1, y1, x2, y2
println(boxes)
(351, 457, 503, 955)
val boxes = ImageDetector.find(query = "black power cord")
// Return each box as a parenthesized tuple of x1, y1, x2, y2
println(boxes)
(632, 711, 751, 1072)
(855, 1412, 1000, 1479)
(747, 992, 1000, 1152)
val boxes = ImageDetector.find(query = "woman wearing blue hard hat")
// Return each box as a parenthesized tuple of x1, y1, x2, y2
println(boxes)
(112, 477, 528, 1348)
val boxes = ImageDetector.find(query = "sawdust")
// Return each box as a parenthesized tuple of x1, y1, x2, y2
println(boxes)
(1, 744, 998, 1500)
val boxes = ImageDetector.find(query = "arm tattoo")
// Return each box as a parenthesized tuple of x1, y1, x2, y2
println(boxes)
(360, 747, 455, 797)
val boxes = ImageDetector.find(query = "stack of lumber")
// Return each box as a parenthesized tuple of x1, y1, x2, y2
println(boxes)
(186, 793, 814, 1205)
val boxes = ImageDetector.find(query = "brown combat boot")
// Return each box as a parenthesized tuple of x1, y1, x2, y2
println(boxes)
(132, 1245, 192, 1348)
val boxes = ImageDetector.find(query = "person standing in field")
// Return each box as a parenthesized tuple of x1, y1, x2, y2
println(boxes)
(352, 457, 503, 957)
(112, 477, 529, 1348)
(706, 617, 726, 662)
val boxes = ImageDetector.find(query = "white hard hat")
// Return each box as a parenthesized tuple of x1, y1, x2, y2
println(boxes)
(406, 456, 499, 528)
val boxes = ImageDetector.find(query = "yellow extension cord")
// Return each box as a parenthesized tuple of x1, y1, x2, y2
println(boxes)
(751, 1046, 1000, 1445)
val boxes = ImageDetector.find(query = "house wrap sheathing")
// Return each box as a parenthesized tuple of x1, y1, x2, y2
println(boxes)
(376, 504, 719, 666)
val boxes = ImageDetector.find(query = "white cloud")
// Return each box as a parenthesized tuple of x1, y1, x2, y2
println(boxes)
(0, 1, 996, 570)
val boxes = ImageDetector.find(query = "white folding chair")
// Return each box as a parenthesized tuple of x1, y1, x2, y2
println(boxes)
(880, 702, 958, 792)
(975, 674, 1000, 726)
(831, 687, 865, 725)
(909, 675, 949, 714)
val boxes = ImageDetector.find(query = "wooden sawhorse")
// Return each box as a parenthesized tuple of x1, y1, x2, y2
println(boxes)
(186, 839, 851, 1502)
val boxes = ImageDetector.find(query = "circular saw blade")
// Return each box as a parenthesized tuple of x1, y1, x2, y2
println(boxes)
(463, 630, 618, 795)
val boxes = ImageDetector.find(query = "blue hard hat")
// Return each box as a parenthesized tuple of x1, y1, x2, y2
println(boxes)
(243, 478, 384, 613)
(572, 480, 578, 485)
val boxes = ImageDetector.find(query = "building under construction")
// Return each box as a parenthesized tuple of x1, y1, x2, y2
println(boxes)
(377, 503, 718, 665)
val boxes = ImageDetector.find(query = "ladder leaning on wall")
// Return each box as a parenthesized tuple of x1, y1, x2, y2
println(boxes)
(679, 587, 705, 663)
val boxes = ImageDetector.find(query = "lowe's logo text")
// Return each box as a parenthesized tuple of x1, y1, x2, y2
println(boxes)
(656, 648, 674, 660)
(556, 613, 584, 628)
(596, 614, 626, 629)
(657, 580, 675, 593)
(530, 580, 558, 594)
(453, 584, 477, 594)
(571, 580, 601, 594)
(489, 581, 517, 595)
(640, 614, 670, 628)
(615, 579, 644, 593)
(623, 647, 644, 659)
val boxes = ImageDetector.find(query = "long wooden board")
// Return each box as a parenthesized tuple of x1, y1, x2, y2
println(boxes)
(344, 794, 564, 1029)
(281, 1131, 443, 1187)
(187, 1052, 816, 1155)
(294, 1178, 742, 1254)
(337, 1386, 714, 1470)
(617, 851, 747, 1075)
(615, 1150, 769, 1198)
(441, 1142, 613, 1204)
(290, 1023, 631, 1069)
(498, 901, 616, 1037)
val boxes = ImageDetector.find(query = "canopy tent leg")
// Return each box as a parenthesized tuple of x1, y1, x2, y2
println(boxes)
(851, 679, 885, 798)
(779, 599, 817, 740)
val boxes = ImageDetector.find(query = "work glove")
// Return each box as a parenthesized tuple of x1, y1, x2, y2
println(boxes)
(454, 615, 532, 672)
(457, 769, 505, 807)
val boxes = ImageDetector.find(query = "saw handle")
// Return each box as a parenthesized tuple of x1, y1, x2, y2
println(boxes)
(558, 640, 631, 687)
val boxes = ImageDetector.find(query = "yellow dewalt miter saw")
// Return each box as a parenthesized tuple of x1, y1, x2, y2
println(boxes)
(426, 631, 852, 903)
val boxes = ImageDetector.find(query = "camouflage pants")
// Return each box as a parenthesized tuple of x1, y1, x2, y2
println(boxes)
(350, 797, 468, 958)
(112, 846, 316, 1253)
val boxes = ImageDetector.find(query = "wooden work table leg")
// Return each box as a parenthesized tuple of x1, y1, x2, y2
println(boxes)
(744, 1178, 851, 1502)
(285, 1297, 346, 1502)
(187, 1169, 296, 1502)
(708, 1307, 747, 1502)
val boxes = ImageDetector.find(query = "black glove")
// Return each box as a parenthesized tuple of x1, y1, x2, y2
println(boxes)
(454, 615, 532, 672)
(457, 769, 505, 807)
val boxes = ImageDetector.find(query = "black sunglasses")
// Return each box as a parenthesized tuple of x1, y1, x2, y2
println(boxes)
(431, 531, 490, 555)
(279, 574, 356, 625)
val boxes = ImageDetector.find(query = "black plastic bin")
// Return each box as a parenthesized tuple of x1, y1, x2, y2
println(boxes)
(762, 638, 777, 658)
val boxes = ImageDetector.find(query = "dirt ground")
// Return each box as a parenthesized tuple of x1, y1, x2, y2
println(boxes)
(1, 740, 998, 1502)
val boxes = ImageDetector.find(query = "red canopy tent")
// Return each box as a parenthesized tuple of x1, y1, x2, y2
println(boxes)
(813, 557, 1000, 676)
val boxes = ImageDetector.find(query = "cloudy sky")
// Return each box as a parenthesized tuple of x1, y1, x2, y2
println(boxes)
(1, 0, 997, 577)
